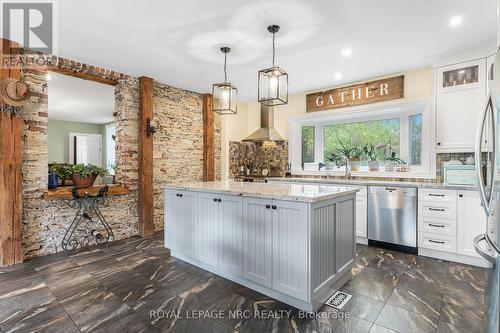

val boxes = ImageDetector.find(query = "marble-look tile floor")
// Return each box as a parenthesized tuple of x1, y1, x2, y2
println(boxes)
(0, 234, 490, 333)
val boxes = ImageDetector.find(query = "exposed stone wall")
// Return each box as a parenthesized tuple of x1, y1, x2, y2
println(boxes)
(229, 141, 288, 178)
(16, 48, 221, 258)
(19, 60, 140, 259)
(152, 83, 221, 231)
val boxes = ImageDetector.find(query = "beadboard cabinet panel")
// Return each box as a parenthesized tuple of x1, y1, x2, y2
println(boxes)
(198, 193, 219, 268)
(242, 197, 273, 288)
(218, 194, 243, 276)
(272, 201, 309, 301)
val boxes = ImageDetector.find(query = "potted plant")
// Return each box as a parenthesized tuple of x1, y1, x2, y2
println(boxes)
(71, 164, 108, 188)
(338, 141, 364, 172)
(49, 163, 72, 186)
(325, 152, 342, 170)
(384, 152, 406, 172)
(363, 144, 380, 171)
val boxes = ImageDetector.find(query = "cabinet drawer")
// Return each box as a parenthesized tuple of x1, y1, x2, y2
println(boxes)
(419, 201, 457, 220)
(418, 216, 456, 236)
(419, 232, 457, 253)
(419, 189, 457, 203)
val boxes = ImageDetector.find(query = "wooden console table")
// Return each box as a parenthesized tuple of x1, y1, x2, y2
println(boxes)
(43, 185, 129, 251)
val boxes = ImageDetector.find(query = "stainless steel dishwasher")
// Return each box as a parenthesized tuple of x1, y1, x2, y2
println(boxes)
(368, 186, 417, 253)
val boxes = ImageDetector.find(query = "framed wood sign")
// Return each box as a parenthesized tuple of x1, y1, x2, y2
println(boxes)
(306, 75, 404, 112)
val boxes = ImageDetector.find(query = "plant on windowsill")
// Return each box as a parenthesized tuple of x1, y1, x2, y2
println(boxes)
(363, 144, 380, 172)
(71, 164, 109, 188)
(338, 140, 365, 172)
(325, 152, 343, 170)
(384, 152, 406, 172)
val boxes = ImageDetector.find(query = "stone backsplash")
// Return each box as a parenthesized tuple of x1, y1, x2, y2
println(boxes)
(229, 141, 288, 178)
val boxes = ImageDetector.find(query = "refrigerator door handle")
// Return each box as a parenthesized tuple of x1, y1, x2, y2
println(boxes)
(475, 89, 495, 216)
(474, 234, 497, 264)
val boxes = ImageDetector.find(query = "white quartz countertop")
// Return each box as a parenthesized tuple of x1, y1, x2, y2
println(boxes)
(164, 181, 358, 203)
(266, 177, 479, 191)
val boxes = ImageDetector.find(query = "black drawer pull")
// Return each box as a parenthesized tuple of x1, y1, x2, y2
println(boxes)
(218, 199, 222, 202)
(266, 204, 271, 209)
(429, 239, 445, 244)
(429, 208, 445, 212)
(429, 223, 445, 228)
(272, 205, 277, 210)
(429, 194, 445, 197)
(176, 193, 183, 197)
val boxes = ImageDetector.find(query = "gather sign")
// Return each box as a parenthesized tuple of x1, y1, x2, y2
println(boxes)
(306, 75, 404, 112)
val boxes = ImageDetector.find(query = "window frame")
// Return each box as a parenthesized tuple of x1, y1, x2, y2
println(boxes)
(289, 99, 435, 179)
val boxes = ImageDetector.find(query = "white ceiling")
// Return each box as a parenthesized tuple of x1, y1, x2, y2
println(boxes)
(48, 72, 115, 124)
(54, 0, 496, 101)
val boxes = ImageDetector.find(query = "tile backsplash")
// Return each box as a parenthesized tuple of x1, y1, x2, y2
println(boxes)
(229, 141, 288, 177)
(228, 142, 487, 184)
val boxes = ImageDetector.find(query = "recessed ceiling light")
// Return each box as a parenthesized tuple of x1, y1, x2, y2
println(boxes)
(341, 48, 352, 57)
(334, 72, 343, 80)
(449, 16, 462, 27)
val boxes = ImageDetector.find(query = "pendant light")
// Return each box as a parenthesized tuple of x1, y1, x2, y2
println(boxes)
(212, 46, 238, 114)
(258, 25, 288, 106)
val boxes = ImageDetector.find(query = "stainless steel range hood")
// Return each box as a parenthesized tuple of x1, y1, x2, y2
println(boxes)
(242, 104, 284, 142)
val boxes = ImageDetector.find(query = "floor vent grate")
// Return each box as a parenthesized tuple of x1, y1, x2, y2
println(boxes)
(325, 291, 352, 310)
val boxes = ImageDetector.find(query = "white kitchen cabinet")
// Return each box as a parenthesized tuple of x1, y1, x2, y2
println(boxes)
(355, 187, 368, 239)
(164, 189, 197, 259)
(272, 200, 309, 301)
(198, 193, 220, 268)
(242, 197, 273, 288)
(164, 185, 357, 311)
(457, 190, 488, 258)
(218, 194, 243, 276)
(436, 59, 486, 152)
(198, 193, 243, 272)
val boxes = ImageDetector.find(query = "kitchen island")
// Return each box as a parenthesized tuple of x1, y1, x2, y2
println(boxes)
(163, 181, 358, 311)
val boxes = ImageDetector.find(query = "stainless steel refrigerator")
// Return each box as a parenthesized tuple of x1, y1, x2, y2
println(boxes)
(474, 47, 500, 333)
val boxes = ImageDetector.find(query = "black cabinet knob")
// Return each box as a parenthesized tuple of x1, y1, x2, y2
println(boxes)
(179, 194, 183, 197)
(213, 198, 217, 202)
(217, 199, 222, 202)
(459, 194, 463, 198)
(272, 205, 277, 210)
(437, 142, 441, 146)
(265, 204, 271, 209)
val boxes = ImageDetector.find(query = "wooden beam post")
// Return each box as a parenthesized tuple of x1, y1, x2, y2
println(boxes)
(203, 94, 215, 181)
(138, 76, 154, 237)
(0, 39, 23, 266)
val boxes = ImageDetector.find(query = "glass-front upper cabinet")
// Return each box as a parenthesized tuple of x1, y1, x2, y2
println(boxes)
(442, 65, 479, 88)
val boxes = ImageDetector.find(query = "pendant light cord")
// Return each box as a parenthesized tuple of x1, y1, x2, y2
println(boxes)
(224, 52, 228, 82)
(272, 32, 276, 67)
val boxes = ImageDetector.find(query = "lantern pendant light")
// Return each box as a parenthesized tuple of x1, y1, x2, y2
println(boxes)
(212, 46, 238, 114)
(258, 25, 288, 106)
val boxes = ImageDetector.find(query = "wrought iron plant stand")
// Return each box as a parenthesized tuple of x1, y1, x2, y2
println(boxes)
(61, 185, 115, 251)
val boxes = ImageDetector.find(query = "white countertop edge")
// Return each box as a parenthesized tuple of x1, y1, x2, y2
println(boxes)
(164, 183, 359, 203)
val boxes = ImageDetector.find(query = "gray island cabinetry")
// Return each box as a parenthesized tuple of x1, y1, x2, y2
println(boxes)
(164, 181, 357, 311)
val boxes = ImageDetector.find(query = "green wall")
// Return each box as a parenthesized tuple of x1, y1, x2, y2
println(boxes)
(48, 120, 104, 163)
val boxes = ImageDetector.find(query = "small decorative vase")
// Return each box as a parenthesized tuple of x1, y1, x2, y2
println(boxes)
(72, 174, 97, 188)
(48, 173, 59, 189)
(385, 160, 395, 172)
(368, 160, 380, 172)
